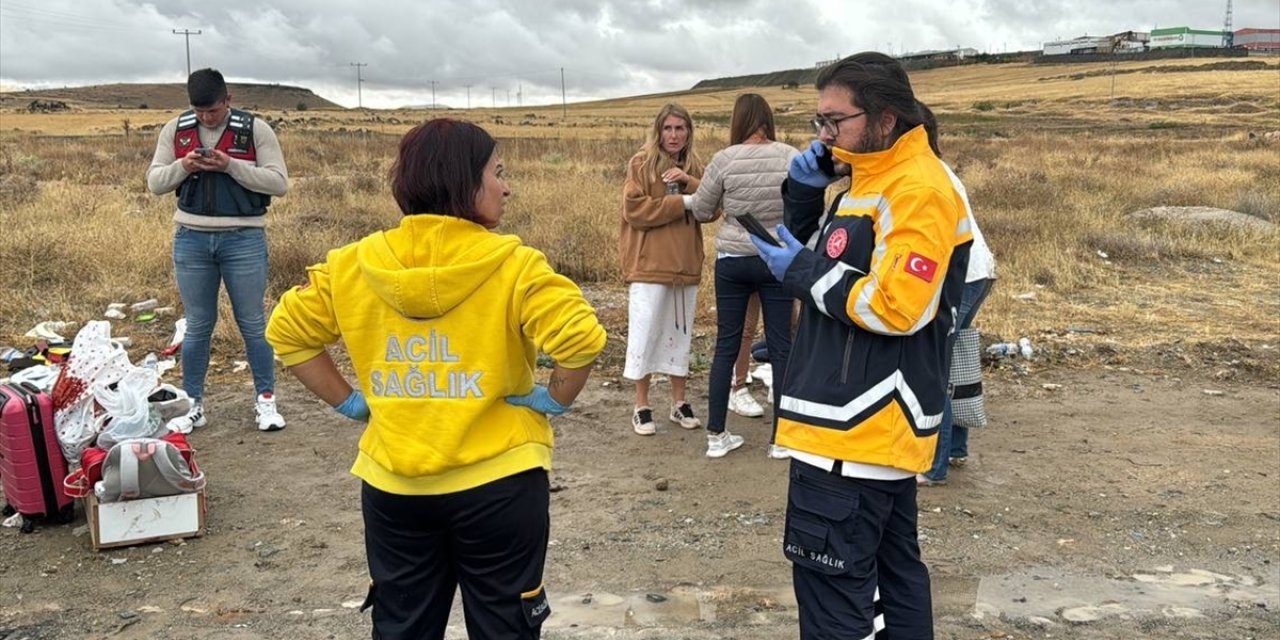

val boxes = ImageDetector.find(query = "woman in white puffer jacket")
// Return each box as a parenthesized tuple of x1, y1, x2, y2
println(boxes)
(686, 93, 799, 460)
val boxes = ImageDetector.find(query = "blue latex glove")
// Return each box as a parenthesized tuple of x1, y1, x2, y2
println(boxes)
(751, 225, 804, 282)
(789, 140, 836, 189)
(334, 390, 370, 422)
(505, 384, 571, 416)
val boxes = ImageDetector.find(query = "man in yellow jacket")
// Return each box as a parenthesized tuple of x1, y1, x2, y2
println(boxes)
(267, 119, 605, 639)
(752, 53, 972, 639)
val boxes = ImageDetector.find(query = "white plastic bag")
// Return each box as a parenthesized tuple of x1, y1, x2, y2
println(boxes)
(94, 366, 166, 448)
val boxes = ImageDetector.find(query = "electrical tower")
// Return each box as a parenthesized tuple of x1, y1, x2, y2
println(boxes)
(1222, 0, 1233, 48)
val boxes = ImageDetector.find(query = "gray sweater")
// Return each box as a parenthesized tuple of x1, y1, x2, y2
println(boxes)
(689, 140, 798, 256)
(146, 113, 288, 230)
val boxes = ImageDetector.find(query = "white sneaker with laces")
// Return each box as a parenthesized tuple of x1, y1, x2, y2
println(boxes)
(632, 406, 656, 436)
(170, 401, 206, 433)
(255, 392, 286, 432)
(670, 402, 701, 429)
(728, 387, 764, 418)
(706, 431, 745, 458)
(767, 444, 791, 460)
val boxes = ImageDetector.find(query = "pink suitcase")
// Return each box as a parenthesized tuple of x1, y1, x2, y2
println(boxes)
(0, 382, 74, 532)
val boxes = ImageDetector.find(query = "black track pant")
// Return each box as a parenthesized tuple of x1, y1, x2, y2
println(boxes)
(785, 460, 933, 639)
(361, 469, 551, 640)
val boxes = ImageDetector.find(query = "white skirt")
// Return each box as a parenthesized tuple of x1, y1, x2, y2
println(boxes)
(624, 282, 698, 380)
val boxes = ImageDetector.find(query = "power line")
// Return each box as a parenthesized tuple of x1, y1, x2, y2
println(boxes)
(350, 62, 368, 109)
(171, 29, 202, 78)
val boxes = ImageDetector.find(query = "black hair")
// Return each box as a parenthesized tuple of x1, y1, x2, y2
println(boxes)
(815, 53, 937, 154)
(187, 68, 227, 108)
(390, 118, 497, 221)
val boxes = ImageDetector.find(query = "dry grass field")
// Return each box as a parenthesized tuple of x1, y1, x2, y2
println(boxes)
(1, 57, 1278, 640)
(2, 58, 1277, 375)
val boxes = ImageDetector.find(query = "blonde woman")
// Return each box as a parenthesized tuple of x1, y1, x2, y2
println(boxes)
(619, 103, 706, 436)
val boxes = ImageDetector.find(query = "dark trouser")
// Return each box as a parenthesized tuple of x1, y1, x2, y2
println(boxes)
(361, 470, 552, 640)
(786, 460, 933, 640)
(707, 256, 793, 437)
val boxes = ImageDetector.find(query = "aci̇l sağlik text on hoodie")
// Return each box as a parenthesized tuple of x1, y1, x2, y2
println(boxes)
(267, 215, 607, 495)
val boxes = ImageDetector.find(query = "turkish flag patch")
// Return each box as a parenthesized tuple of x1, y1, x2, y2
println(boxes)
(904, 252, 938, 282)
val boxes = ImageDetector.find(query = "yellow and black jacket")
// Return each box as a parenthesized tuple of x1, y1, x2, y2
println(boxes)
(778, 126, 972, 473)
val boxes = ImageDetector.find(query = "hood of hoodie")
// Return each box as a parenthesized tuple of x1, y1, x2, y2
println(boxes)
(356, 215, 520, 319)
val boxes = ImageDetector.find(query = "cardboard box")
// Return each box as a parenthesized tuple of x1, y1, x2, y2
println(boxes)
(84, 491, 206, 550)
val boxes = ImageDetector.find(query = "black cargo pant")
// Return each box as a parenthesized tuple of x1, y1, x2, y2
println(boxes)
(785, 460, 933, 639)
(361, 469, 551, 640)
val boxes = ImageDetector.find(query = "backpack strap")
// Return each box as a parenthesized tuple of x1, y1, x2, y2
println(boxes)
(151, 441, 206, 493)
(118, 441, 148, 500)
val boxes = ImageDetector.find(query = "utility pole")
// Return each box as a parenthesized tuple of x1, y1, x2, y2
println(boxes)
(349, 62, 368, 109)
(560, 67, 566, 119)
(518, 83, 522, 107)
(171, 29, 202, 77)
(506, 89, 510, 106)
(491, 86, 496, 108)
(430, 80, 437, 109)
(465, 84, 472, 109)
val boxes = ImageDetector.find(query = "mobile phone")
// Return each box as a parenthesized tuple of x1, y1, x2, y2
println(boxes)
(196, 147, 213, 158)
(736, 213, 782, 247)
(815, 143, 836, 177)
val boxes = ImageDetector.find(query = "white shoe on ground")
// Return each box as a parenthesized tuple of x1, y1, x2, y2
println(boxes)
(706, 431, 744, 458)
(767, 444, 791, 460)
(728, 387, 764, 418)
(170, 401, 206, 433)
(670, 402, 701, 430)
(632, 406, 656, 435)
(255, 392, 286, 432)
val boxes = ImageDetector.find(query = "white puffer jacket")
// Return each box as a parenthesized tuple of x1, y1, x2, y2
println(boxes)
(689, 140, 799, 257)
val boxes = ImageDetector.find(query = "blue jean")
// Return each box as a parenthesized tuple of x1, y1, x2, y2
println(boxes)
(707, 256, 792, 437)
(172, 226, 275, 401)
(925, 278, 994, 481)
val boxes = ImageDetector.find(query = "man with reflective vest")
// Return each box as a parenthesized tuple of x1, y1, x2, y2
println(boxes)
(146, 68, 289, 433)
(751, 53, 972, 639)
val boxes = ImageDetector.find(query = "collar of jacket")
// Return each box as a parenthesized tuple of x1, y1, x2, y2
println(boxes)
(831, 125, 931, 178)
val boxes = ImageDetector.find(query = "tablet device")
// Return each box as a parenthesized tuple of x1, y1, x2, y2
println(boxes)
(736, 213, 782, 247)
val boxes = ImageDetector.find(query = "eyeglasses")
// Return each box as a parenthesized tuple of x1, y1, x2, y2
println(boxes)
(811, 111, 866, 137)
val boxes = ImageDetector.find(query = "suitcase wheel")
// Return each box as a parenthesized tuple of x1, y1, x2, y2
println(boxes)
(19, 518, 35, 534)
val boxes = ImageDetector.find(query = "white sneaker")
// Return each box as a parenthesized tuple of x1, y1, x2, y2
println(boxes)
(706, 431, 744, 458)
(255, 392, 286, 432)
(670, 402, 701, 430)
(170, 401, 206, 433)
(767, 444, 791, 460)
(632, 406, 656, 435)
(728, 387, 764, 418)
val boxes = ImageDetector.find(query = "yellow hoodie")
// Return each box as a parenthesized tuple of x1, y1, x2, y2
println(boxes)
(267, 215, 607, 495)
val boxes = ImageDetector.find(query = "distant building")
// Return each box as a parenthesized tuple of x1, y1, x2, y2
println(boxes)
(1043, 31, 1149, 56)
(1044, 36, 1111, 56)
(896, 47, 979, 62)
(1234, 28, 1280, 52)
(1149, 27, 1229, 49)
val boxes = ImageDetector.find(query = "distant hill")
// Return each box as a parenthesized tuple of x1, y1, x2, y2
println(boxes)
(0, 82, 343, 111)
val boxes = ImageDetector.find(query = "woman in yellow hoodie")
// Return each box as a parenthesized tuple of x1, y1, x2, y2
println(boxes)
(266, 119, 606, 640)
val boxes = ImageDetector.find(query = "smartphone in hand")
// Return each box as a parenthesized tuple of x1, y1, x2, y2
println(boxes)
(815, 144, 836, 177)
(195, 147, 214, 158)
(736, 213, 782, 247)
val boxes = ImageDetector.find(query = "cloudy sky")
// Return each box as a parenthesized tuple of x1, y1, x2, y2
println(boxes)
(1, 0, 1275, 108)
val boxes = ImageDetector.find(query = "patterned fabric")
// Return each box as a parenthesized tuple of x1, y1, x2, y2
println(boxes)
(950, 328, 987, 429)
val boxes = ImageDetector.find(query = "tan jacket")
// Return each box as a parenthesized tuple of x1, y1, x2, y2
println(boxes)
(618, 152, 704, 285)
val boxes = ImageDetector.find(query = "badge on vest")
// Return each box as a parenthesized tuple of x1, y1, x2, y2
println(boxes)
(826, 228, 848, 259)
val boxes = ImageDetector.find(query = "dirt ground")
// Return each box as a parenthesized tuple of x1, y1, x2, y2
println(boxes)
(2, 308, 1278, 639)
